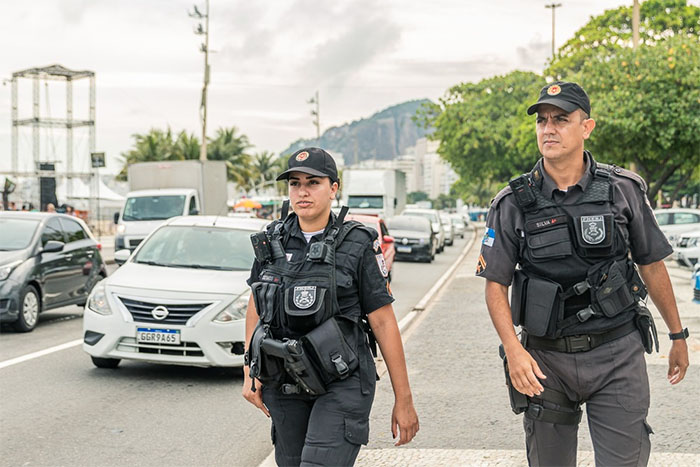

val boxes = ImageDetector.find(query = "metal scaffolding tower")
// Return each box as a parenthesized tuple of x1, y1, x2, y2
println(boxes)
(7, 64, 95, 204)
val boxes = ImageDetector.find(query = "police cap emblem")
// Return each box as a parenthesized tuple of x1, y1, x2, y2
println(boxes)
(293, 286, 316, 309)
(295, 151, 309, 162)
(547, 84, 561, 96)
(580, 215, 605, 245)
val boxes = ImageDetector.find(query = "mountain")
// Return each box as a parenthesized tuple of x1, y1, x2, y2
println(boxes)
(281, 99, 433, 164)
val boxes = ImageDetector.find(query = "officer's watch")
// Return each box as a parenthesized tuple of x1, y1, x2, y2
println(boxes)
(668, 328, 689, 340)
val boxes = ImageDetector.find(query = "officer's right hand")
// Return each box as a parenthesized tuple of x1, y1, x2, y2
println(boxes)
(505, 344, 547, 397)
(242, 373, 270, 417)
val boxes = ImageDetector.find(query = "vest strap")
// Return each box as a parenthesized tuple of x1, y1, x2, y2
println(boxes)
(280, 199, 290, 221)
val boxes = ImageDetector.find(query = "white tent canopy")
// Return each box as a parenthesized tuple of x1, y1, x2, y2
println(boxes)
(56, 178, 125, 211)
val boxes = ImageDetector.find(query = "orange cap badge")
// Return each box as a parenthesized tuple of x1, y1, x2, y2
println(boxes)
(547, 85, 561, 96)
(295, 151, 309, 161)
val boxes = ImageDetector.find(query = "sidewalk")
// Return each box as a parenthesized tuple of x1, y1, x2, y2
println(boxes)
(356, 229, 700, 466)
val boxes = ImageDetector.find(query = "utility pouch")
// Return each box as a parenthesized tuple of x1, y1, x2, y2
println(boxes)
(251, 280, 282, 326)
(284, 285, 330, 334)
(525, 218, 572, 261)
(634, 304, 659, 354)
(499, 344, 528, 414)
(591, 261, 635, 318)
(511, 270, 528, 326)
(302, 317, 359, 385)
(522, 275, 562, 337)
(248, 322, 285, 387)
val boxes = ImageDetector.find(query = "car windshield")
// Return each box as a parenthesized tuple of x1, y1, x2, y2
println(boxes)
(348, 196, 384, 209)
(404, 211, 438, 223)
(133, 225, 255, 270)
(122, 195, 186, 221)
(0, 218, 40, 250)
(388, 216, 430, 233)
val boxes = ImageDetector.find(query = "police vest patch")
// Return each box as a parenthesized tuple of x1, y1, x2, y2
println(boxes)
(293, 286, 316, 309)
(375, 253, 389, 277)
(581, 215, 605, 244)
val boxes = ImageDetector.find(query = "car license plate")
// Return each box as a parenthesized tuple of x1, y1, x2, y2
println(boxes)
(136, 328, 181, 345)
(397, 246, 412, 253)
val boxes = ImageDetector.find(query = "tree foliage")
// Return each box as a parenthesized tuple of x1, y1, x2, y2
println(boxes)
(419, 71, 543, 189)
(206, 127, 253, 188)
(582, 34, 700, 203)
(547, 0, 700, 77)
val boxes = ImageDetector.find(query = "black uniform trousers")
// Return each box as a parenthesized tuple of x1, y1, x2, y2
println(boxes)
(262, 370, 376, 467)
(524, 331, 652, 467)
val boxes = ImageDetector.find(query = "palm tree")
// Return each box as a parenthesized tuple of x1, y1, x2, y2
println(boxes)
(250, 151, 283, 192)
(173, 131, 200, 161)
(207, 127, 253, 187)
(117, 128, 178, 180)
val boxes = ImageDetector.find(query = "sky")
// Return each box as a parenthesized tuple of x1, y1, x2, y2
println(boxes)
(1, 0, 695, 175)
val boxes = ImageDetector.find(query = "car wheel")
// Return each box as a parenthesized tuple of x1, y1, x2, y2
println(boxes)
(91, 356, 121, 369)
(14, 285, 40, 332)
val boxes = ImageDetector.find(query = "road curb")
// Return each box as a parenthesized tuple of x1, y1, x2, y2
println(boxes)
(256, 226, 479, 467)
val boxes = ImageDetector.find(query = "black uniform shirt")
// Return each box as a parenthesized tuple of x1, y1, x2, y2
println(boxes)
(476, 153, 673, 286)
(247, 212, 394, 318)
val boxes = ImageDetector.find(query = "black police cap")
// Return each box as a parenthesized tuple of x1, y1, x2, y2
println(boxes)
(527, 81, 591, 116)
(276, 147, 339, 184)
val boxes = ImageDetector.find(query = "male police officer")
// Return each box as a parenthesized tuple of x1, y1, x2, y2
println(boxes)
(477, 82, 689, 466)
(242, 148, 419, 466)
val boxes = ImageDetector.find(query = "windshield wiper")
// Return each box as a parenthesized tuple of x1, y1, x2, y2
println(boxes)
(135, 260, 173, 267)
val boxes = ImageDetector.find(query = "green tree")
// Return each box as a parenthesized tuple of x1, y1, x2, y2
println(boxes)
(547, 0, 700, 77)
(582, 34, 700, 204)
(173, 131, 201, 161)
(407, 191, 429, 204)
(117, 128, 179, 180)
(207, 127, 253, 188)
(419, 71, 543, 194)
(250, 151, 282, 191)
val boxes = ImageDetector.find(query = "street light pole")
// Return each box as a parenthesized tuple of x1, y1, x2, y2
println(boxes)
(190, 0, 210, 161)
(632, 0, 640, 49)
(545, 3, 562, 59)
(308, 90, 320, 142)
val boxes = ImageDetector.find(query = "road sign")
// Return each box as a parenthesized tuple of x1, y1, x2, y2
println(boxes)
(91, 152, 105, 168)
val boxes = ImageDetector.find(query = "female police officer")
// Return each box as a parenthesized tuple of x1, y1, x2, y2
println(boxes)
(242, 147, 419, 466)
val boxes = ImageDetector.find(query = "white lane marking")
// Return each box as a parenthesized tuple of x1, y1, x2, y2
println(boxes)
(0, 339, 82, 370)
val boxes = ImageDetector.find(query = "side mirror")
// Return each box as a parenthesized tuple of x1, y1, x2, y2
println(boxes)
(114, 249, 132, 266)
(113, 212, 120, 224)
(383, 235, 394, 244)
(42, 240, 65, 254)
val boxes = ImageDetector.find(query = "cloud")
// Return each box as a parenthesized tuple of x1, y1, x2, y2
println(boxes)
(516, 34, 550, 70)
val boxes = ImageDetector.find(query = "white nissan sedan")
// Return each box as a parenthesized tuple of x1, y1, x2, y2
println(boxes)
(83, 216, 268, 369)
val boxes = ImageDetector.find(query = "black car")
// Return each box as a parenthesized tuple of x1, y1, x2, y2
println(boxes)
(386, 215, 437, 263)
(0, 212, 107, 332)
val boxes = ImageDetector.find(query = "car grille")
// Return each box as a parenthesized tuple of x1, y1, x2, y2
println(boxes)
(397, 237, 422, 245)
(118, 297, 211, 325)
(128, 239, 143, 248)
(116, 337, 204, 357)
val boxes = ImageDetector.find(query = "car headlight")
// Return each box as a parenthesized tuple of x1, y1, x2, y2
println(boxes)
(419, 238, 426, 245)
(0, 260, 22, 282)
(87, 283, 112, 315)
(213, 292, 249, 323)
(116, 224, 126, 234)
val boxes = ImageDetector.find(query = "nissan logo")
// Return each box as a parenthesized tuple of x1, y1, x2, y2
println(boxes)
(402, 238, 408, 245)
(151, 305, 169, 320)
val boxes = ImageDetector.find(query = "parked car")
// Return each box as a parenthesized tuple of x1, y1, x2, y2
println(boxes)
(402, 208, 446, 253)
(653, 208, 700, 246)
(345, 213, 396, 281)
(449, 213, 467, 239)
(83, 216, 268, 369)
(673, 229, 700, 268)
(386, 215, 437, 263)
(439, 212, 455, 246)
(0, 212, 107, 332)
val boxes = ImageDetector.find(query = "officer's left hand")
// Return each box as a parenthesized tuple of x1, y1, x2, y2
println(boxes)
(667, 339, 689, 385)
(392, 398, 419, 446)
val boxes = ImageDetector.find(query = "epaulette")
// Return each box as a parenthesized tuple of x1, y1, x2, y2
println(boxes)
(609, 165, 648, 193)
(491, 185, 513, 209)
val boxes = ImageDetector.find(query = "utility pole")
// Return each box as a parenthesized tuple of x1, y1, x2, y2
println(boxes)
(632, 0, 640, 49)
(545, 3, 562, 59)
(190, 0, 210, 161)
(308, 90, 320, 141)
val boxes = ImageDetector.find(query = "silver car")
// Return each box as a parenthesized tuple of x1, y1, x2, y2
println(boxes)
(403, 208, 446, 253)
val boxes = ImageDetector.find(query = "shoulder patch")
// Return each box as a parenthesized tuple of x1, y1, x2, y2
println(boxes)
(611, 166, 648, 193)
(491, 185, 513, 209)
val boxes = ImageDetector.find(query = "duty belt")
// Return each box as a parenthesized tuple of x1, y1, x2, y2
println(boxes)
(524, 320, 637, 353)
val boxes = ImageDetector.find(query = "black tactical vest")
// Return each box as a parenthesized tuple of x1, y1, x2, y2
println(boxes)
(510, 154, 646, 337)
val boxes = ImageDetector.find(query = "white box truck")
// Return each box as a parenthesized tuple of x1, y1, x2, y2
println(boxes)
(114, 160, 228, 252)
(341, 169, 406, 218)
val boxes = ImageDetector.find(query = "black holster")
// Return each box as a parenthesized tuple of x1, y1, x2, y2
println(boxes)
(499, 344, 528, 414)
(634, 304, 659, 354)
(260, 337, 327, 396)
